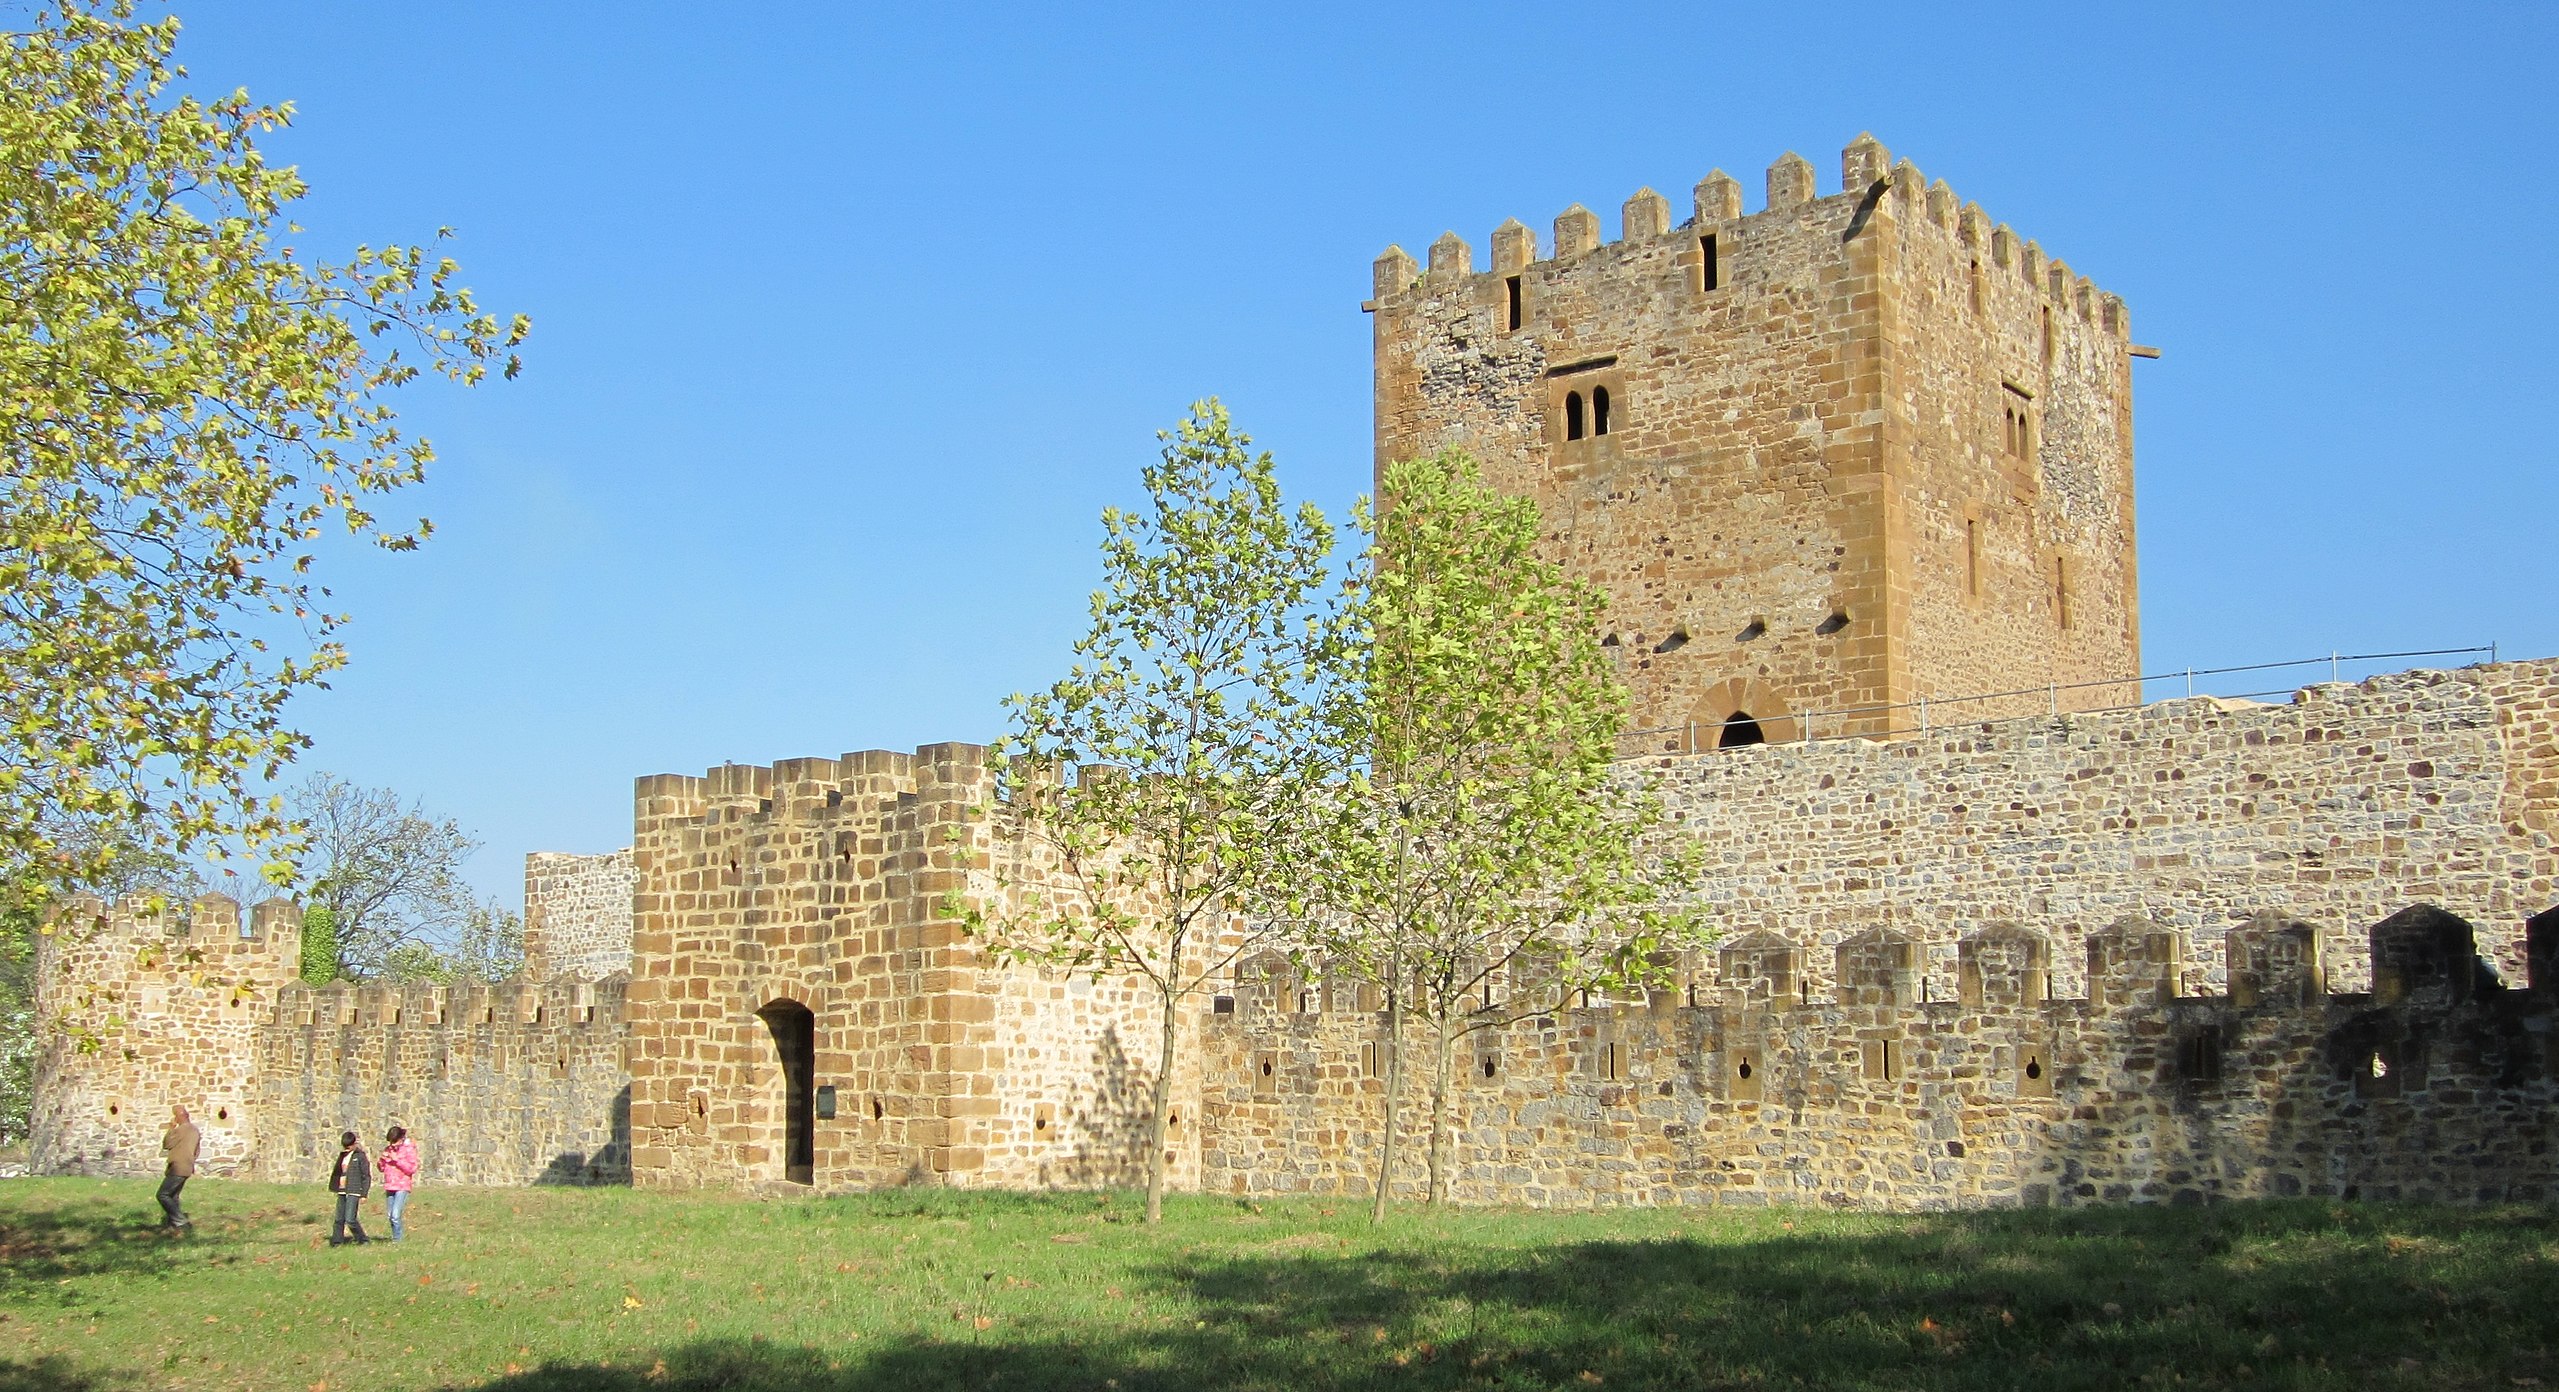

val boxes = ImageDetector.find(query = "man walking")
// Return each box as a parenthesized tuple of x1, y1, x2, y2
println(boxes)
(158, 1104, 198, 1231)
(328, 1130, 372, 1246)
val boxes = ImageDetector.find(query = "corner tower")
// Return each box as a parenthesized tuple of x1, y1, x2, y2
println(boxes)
(1370, 135, 2141, 744)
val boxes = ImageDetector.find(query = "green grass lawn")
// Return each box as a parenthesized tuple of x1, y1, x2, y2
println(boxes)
(0, 1179, 2553, 1391)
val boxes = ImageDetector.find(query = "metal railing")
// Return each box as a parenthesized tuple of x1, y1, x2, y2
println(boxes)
(1617, 644, 2502, 756)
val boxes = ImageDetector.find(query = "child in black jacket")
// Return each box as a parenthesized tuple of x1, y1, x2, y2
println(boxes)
(329, 1130, 373, 1246)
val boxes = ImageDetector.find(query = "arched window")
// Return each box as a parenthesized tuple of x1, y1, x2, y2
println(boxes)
(1565, 391, 1585, 441)
(1719, 712, 1766, 748)
(1592, 386, 1612, 437)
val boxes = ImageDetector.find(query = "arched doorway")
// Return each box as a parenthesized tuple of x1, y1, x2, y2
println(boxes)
(756, 999, 815, 1185)
(1718, 712, 1766, 748)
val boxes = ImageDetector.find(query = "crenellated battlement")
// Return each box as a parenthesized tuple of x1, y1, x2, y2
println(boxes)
(39, 891, 304, 962)
(1371, 134, 2123, 338)
(1203, 902, 2559, 1208)
(270, 975, 625, 1031)
(1221, 905, 2546, 1036)
(634, 742, 991, 833)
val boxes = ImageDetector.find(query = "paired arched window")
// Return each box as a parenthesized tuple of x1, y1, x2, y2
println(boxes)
(1562, 386, 1614, 443)
(2001, 386, 2034, 458)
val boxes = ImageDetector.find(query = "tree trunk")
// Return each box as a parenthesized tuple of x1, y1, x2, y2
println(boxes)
(1144, 985, 1179, 1224)
(1369, 986, 1403, 1224)
(1425, 1015, 1456, 1206)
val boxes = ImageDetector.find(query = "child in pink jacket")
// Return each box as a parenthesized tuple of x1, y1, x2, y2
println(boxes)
(379, 1126, 421, 1241)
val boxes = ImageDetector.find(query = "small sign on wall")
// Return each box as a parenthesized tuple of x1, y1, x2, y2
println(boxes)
(815, 1085, 837, 1120)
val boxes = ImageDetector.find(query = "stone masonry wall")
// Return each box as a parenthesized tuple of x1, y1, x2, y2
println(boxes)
(623, 744, 1198, 1193)
(31, 890, 631, 1185)
(35, 661, 2556, 1204)
(1876, 142, 2142, 721)
(1197, 659, 2559, 1207)
(525, 848, 637, 981)
(1644, 660, 2559, 1001)
(247, 978, 630, 1186)
(31, 895, 303, 1176)
(1201, 906, 2559, 1209)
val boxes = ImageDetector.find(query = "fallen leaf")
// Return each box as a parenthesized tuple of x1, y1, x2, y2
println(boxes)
(974, 1316, 994, 1330)
(623, 1296, 644, 1310)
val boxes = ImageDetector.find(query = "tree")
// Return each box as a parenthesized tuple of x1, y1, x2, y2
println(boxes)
(1308, 449, 1706, 1219)
(967, 401, 1345, 1223)
(379, 901, 522, 984)
(0, 1, 527, 894)
(288, 772, 500, 980)
(296, 903, 335, 986)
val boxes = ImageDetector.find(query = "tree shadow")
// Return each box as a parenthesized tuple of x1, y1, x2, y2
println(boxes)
(1060, 1025, 1152, 1190)
(0, 1357, 140, 1392)
(460, 1202, 2559, 1391)
(0, 1202, 248, 1300)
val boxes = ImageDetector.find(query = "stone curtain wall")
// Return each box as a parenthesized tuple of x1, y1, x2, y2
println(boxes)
(37, 663, 2558, 1204)
(2485, 661, 2559, 858)
(1200, 908, 2559, 1209)
(31, 895, 303, 1176)
(247, 979, 630, 1186)
(1644, 661, 2559, 1000)
(32, 894, 631, 1185)
(524, 848, 638, 981)
(623, 744, 1197, 1193)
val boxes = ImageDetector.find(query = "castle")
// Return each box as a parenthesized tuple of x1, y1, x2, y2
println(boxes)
(33, 137, 2559, 1208)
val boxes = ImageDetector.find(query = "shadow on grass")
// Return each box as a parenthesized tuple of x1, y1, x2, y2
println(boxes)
(0, 1355, 140, 1391)
(465, 1201, 2559, 1392)
(0, 1201, 248, 1301)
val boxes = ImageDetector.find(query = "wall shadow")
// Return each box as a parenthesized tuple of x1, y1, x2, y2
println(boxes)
(458, 1201, 2558, 1391)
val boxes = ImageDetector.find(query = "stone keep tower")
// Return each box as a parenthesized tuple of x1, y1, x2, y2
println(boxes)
(1370, 134, 2142, 745)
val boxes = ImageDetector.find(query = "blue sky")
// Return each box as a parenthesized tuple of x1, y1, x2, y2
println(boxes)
(160, 3, 2558, 905)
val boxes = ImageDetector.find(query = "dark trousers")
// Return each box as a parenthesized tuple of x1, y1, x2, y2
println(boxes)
(331, 1192, 368, 1244)
(156, 1172, 188, 1227)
